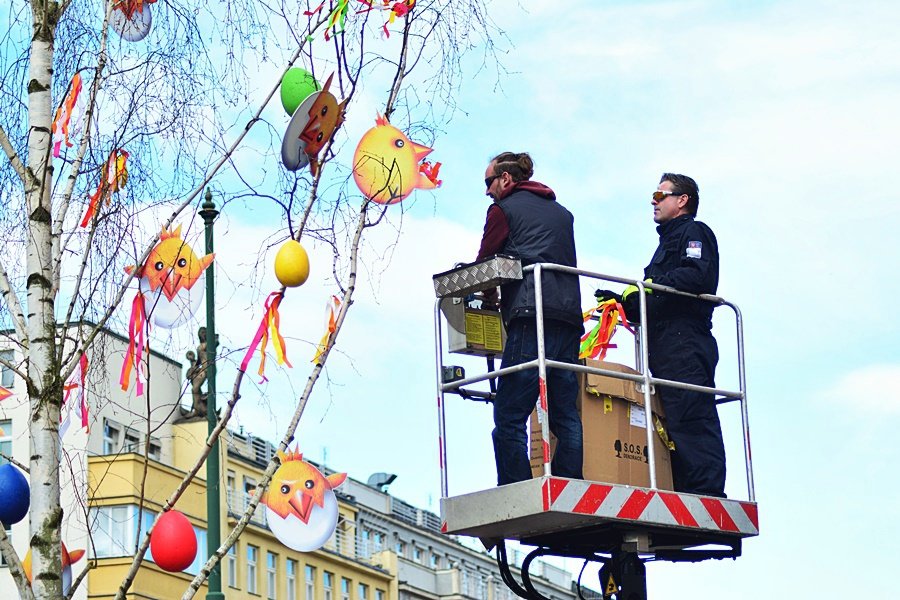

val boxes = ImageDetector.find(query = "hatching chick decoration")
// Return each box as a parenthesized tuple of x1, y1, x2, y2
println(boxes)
(125, 225, 215, 329)
(259, 449, 347, 552)
(352, 113, 440, 204)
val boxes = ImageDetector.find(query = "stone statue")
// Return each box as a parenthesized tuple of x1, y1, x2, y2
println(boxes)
(185, 327, 208, 417)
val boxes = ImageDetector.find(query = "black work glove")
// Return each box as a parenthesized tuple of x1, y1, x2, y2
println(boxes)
(594, 289, 622, 304)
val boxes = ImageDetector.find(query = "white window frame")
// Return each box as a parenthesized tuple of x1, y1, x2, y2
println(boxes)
(324, 571, 334, 600)
(103, 419, 121, 455)
(341, 577, 351, 600)
(286, 559, 298, 600)
(0, 350, 15, 388)
(227, 543, 238, 588)
(0, 419, 11, 467)
(267, 551, 278, 600)
(306, 565, 317, 600)
(358, 583, 368, 600)
(247, 544, 259, 594)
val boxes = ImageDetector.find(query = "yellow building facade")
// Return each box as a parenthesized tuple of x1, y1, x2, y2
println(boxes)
(86, 420, 393, 600)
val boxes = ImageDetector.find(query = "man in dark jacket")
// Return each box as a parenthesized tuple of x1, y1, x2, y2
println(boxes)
(622, 173, 726, 497)
(477, 151, 584, 485)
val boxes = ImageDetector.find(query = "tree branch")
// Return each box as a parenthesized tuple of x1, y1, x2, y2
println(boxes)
(0, 123, 33, 186)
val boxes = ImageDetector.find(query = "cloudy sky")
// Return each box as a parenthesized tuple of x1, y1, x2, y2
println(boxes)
(94, 1, 900, 597)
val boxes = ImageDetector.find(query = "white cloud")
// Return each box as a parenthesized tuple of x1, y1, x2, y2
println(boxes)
(824, 364, 900, 413)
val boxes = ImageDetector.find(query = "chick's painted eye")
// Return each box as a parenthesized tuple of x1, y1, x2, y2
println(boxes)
(154, 261, 164, 271)
(394, 139, 404, 148)
(304, 480, 314, 489)
(177, 257, 187, 268)
(281, 484, 290, 494)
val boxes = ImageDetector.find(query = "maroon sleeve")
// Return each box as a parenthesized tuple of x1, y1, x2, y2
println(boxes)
(476, 204, 509, 261)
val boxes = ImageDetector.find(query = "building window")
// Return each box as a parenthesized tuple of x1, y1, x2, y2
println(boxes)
(306, 565, 317, 600)
(324, 571, 334, 600)
(395, 541, 405, 556)
(267, 552, 278, 599)
(413, 546, 422, 564)
(0, 350, 15, 388)
(375, 590, 385, 600)
(148, 440, 162, 461)
(103, 419, 121, 454)
(373, 532, 384, 552)
(430, 553, 439, 568)
(361, 528, 370, 555)
(358, 583, 368, 600)
(341, 577, 351, 600)
(286, 559, 298, 600)
(123, 429, 140, 452)
(0, 419, 11, 467)
(227, 544, 238, 588)
(247, 545, 259, 594)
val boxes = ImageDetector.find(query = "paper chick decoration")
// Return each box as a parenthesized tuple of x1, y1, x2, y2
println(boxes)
(120, 225, 214, 395)
(352, 114, 440, 204)
(281, 73, 347, 176)
(110, 0, 158, 42)
(23, 543, 85, 596)
(258, 449, 347, 552)
(125, 225, 214, 329)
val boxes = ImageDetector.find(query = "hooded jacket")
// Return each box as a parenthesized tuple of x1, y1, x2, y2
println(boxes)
(477, 181, 582, 327)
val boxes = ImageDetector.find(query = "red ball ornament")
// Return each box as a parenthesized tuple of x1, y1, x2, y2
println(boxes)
(150, 510, 198, 572)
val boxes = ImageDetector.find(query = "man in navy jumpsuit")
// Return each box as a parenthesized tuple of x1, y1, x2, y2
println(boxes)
(625, 173, 726, 497)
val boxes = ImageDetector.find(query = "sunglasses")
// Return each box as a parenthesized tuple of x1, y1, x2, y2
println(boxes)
(485, 175, 500, 189)
(652, 190, 682, 201)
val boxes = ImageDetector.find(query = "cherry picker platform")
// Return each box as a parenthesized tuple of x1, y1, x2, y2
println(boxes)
(432, 256, 758, 600)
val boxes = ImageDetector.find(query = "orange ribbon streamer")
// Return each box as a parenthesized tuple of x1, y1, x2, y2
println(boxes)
(52, 73, 82, 158)
(81, 149, 129, 227)
(120, 293, 148, 396)
(579, 299, 634, 361)
(312, 295, 341, 365)
(241, 291, 292, 382)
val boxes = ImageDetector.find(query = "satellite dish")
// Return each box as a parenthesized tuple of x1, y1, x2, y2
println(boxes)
(367, 472, 397, 492)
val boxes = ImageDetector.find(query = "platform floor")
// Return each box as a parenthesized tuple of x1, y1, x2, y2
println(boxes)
(440, 477, 758, 554)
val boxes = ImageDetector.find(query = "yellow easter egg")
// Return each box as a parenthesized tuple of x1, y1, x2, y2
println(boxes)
(274, 240, 310, 287)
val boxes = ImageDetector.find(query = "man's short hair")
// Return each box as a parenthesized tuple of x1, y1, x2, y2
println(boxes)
(660, 173, 700, 216)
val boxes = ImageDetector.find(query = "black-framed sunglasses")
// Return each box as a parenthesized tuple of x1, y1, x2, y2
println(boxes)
(485, 174, 500, 189)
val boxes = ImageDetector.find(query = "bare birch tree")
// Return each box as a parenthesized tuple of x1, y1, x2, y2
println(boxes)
(0, 0, 500, 598)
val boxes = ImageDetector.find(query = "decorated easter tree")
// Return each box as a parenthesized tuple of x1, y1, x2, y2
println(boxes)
(0, 1, 500, 599)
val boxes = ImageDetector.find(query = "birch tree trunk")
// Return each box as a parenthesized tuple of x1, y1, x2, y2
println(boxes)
(27, 2, 64, 598)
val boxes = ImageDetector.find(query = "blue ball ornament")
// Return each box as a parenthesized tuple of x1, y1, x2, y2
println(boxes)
(0, 463, 30, 527)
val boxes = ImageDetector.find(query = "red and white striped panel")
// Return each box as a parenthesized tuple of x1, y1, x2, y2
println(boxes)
(542, 478, 759, 536)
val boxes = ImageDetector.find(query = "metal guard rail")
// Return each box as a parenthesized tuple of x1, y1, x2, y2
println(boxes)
(433, 262, 754, 503)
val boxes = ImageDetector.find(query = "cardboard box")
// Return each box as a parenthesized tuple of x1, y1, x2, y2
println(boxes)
(529, 360, 674, 489)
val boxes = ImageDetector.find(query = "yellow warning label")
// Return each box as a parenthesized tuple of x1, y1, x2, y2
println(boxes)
(482, 314, 503, 351)
(605, 573, 617, 595)
(604, 395, 613, 414)
(465, 313, 485, 345)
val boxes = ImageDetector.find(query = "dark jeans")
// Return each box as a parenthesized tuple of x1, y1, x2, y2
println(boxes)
(492, 318, 583, 485)
(649, 319, 726, 497)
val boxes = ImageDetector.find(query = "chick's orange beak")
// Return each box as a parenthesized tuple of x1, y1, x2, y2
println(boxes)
(288, 492, 315, 524)
(412, 142, 432, 161)
(161, 271, 183, 302)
